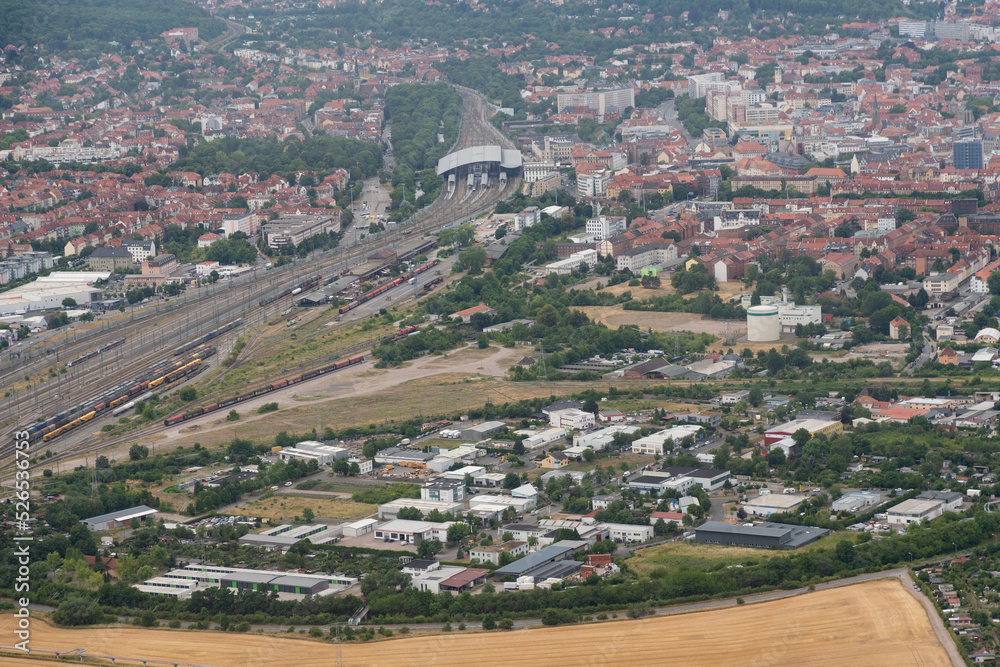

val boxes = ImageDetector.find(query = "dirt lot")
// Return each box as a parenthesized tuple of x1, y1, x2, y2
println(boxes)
(0, 579, 950, 666)
(231, 495, 376, 522)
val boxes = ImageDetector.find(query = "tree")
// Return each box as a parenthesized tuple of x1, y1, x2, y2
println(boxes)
(62, 297, 77, 308)
(417, 539, 442, 558)
(791, 428, 812, 449)
(503, 472, 521, 489)
(747, 387, 764, 407)
(349, 462, 361, 476)
(446, 522, 471, 545)
(301, 508, 315, 523)
(53, 597, 103, 626)
(129, 444, 149, 461)
(178, 386, 197, 401)
(481, 614, 496, 630)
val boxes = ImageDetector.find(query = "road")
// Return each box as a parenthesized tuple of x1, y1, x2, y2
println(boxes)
(657, 99, 696, 149)
(205, 18, 246, 52)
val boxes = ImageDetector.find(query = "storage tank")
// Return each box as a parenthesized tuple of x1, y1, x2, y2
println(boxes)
(747, 305, 780, 342)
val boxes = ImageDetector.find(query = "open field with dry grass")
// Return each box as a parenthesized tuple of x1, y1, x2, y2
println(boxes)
(230, 494, 376, 521)
(0, 579, 950, 666)
(628, 533, 860, 575)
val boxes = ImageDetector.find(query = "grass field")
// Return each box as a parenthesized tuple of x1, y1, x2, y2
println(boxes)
(0, 579, 950, 666)
(629, 532, 862, 575)
(231, 495, 375, 521)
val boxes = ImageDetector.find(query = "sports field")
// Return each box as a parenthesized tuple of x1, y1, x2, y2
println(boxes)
(0, 578, 951, 666)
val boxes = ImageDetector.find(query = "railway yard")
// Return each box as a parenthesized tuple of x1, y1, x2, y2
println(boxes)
(0, 87, 518, 477)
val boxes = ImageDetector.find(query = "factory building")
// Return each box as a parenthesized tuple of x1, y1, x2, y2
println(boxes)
(142, 564, 357, 597)
(377, 498, 465, 520)
(695, 521, 830, 549)
(82, 505, 158, 531)
(238, 523, 340, 549)
(461, 421, 508, 441)
(277, 441, 349, 466)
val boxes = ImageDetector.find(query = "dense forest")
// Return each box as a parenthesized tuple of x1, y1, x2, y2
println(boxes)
(166, 135, 383, 181)
(0, 0, 223, 51)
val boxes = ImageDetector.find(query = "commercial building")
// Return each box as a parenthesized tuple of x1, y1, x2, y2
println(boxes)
(82, 505, 157, 531)
(518, 427, 568, 450)
(954, 139, 983, 170)
(421, 479, 466, 503)
(263, 211, 341, 249)
(341, 518, 377, 537)
(377, 498, 464, 520)
(764, 418, 843, 446)
(548, 408, 596, 430)
(152, 564, 356, 597)
(373, 448, 436, 467)
(410, 563, 490, 594)
(277, 441, 349, 466)
(556, 87, 635, 118)
(886, 498, 945, 526)
(604, 523, 654, 543)
(573, 424, 640, 451)
(918, 490, 963, 511)
(493, 542, 582, 579)
(744, 494, 808, 517)
(631, 425, 703, 455)
(238, 523, 340, 549)
(461, 421, 507, 441)
(695, 521, 830, 549)
(469, 494, 536, 513)
(831, 491, 882, 513)
(544, 249, 599, 275)
(0, 271, 105, 316)
(373, 519, 454, 545)
(469, 540, 529, 566)
(585, 216, 627, 241)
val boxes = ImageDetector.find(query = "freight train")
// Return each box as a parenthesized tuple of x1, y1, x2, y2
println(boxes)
(338, 259, 439, 315)
(66, 337, 126, 368)
(163, 354, 365, 427)
(258, 274, 322, 308)
(26, 347, 216, 444)
(172, 318, 243, 356)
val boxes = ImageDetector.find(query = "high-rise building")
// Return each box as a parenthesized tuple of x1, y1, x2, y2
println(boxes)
(954, 139, 983, 170)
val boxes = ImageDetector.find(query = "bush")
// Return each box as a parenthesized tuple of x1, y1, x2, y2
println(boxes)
(309, 626, 323, 637)
(52, 597, 104, 626)
(257, 402, 278, 414)
(498, 618, 514, 630)
(235, 621, 251, 632)
(168, 619, 182, 629)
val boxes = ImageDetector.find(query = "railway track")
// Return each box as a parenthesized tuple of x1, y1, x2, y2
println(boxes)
(1, 86, 517, 474)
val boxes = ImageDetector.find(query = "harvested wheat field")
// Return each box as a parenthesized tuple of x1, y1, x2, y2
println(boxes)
(0, 579, 951, 667)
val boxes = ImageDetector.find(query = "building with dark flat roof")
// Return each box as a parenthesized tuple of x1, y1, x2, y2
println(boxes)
(695, 521, 830, 549)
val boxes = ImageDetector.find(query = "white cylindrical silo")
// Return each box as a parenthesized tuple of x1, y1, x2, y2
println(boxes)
(747, 305, 780, 342)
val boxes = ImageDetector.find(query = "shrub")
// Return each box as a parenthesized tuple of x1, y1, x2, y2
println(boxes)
(52, 597, 103, 626)
(309, 626, 323, 637)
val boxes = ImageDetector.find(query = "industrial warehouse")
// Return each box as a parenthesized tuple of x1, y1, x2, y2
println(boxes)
(695, 521, 831, 549)
(134, 563, 359, 599)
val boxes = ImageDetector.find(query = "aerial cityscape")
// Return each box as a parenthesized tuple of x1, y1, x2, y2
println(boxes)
(6, 0, 1000, 664)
